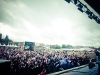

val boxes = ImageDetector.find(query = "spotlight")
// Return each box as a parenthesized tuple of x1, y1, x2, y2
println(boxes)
(77, 3, 84, 13)
(92, 15, 100, 24)
(92, 15, 98, 21)
(65, 0, 71, 3)
(96, 18, 100, 24)
(88, 12, 93, 19)
(73, 0, 78, 5)
(85, 9, 90, 15)
(82, 5, 88, 12)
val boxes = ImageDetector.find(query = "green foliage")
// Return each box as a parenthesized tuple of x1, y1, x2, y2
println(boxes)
(67, 44, 74, 49)
(50, 44, 74, 49)
(14, 42, 18, 46)
(9, 39, 13, 42)
(4, 35, 9, 45)
(0, 33, 2, 40)
(55, 44, 61, 49)
(0, 33, 13, 44)
(97, 47, 100, 50)
(50, 44, 61, 49)
(62, 44, 67, 48)
(0, 33, 2, 43)
(62, 44, 74, 49)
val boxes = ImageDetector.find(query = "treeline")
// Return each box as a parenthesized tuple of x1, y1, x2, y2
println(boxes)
(50, 44, 100, 50)
(0, 33, 13, 45)
(50, 44, 74, 49)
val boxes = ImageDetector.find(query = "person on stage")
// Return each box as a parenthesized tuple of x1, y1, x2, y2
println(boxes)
(94, 49, 100, 62)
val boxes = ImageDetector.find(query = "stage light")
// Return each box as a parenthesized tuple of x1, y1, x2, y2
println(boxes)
(88, 12, 93, 19)
(77, 3, 84, 13)
(64, 0, 100, 24)
(65, 0, 71, 3)
(73, 0, 78, 5)
(92, 15, 98, 21)
(82, 5, 88, 12)
(96, 18, 100, 24)
(85, 10, 93, 19)
(92, 15, 100, 24)
(85, 9, 90, 15)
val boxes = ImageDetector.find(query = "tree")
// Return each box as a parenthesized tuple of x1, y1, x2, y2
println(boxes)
(0, 33, 2, 43)
(50, 45, 55, 49)
(9, 39, 13, 42)
(4, 35, 9, 45)
(0, 33, 2, 39)
(62, 44, 67, 48)
(55, 44, 61, 49)
(14, 42, 18, 46)
(67, 44, 74, 49)
(50, 44, 61, 49)
(97, 47, 100, 51)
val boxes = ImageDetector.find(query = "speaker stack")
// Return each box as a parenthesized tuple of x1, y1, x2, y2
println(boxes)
(0, 59, 11, 75)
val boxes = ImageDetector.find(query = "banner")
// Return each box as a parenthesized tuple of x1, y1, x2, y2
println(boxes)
(24, 41, 35, 51)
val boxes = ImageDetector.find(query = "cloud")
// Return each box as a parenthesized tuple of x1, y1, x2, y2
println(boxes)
(0, 0, 100, 47)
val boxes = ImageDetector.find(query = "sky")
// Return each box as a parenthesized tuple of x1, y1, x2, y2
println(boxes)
(0, 0, 100, 47)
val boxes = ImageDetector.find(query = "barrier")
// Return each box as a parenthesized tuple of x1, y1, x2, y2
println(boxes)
(47, 65, 87, 75)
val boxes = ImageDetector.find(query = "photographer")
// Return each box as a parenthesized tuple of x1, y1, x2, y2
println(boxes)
(94, 49, 100, 62)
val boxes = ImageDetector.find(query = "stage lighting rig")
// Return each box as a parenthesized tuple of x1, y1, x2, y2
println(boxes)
(65, 0, 100, 24)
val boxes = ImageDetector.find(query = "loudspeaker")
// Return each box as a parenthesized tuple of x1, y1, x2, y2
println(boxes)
(0, 59, 11, 75)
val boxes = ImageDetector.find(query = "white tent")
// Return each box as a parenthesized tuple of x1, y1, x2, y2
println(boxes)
(11, 44, 14, 47)
(2, 44, 6, 46)
(7, 44, 10, 47)
(14, 45, 18, 47)
(9, 44, 12, 47)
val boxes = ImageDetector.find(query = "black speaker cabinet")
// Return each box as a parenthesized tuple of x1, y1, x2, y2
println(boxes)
(0, 59, 11, 75)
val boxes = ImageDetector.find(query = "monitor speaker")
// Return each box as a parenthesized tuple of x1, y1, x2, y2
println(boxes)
(0, 59, 11, 75)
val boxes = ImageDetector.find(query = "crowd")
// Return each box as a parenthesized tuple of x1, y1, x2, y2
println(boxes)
(0, 47, 95, 75)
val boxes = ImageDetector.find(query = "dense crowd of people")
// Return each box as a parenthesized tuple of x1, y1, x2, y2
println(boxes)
(0, 47, 96, 75)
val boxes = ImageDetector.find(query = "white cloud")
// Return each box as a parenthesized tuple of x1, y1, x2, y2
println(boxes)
(0, 23, 17, 37)
(0, 0, 100, 47)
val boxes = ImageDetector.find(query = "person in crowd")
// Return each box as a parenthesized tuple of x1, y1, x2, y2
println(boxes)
(0, 47, 92, 75)
(60, 58, 67, 70)
(40, 68, 46, 75)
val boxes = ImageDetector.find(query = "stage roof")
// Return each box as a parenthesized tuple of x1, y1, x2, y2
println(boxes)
(84, 0, 100, 15)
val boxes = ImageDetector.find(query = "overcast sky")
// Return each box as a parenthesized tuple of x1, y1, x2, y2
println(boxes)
(0, 0, 100, 47)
